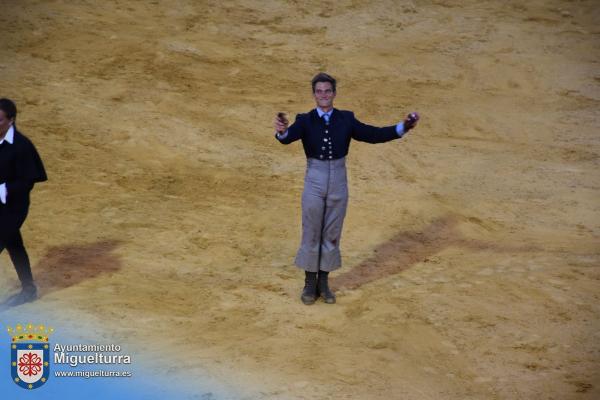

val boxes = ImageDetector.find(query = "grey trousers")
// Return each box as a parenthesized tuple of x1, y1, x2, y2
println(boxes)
(294, 157, 348, 272)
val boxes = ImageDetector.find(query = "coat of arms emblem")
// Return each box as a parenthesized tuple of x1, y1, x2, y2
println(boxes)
(7, 323, 53, 390)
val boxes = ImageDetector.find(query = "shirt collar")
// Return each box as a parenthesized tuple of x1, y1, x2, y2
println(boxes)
(0, 125, 14, 145)
(316, 107, 333, 118)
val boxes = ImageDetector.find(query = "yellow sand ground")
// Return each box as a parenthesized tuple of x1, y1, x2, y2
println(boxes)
(1, 1, 599, 398)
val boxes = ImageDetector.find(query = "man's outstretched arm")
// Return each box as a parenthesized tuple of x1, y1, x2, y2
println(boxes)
(351, 112, 419, 143)
(274, 113, 303, 144)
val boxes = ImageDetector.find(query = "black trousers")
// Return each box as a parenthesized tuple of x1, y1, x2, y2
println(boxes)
(0, 230, 34, 288)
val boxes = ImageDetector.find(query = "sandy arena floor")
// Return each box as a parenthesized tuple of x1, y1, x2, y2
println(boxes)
(1, 0, 599, 399)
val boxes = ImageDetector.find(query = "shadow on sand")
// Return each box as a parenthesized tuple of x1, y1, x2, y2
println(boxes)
(35, 239, 123, 296)
(332, 215, 537, 291)
(1, 239, 123, 311)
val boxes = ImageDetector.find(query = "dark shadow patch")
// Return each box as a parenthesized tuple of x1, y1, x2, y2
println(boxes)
(34, 240, 122, 296)
(332, 215, 538, 291)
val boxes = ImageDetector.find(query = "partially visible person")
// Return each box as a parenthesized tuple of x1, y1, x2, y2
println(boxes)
(0, 98, 47, 307)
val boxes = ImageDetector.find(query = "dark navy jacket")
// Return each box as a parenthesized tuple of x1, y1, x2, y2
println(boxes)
(0, 129, 47, 236)
(276, 108, 401, 160)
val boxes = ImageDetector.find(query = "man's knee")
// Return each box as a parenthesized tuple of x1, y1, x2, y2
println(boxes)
(321, 229, 341, 247)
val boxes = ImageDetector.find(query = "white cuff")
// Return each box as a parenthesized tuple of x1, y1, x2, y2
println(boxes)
(276, 130, 289, 140)
(0, 183, 6, 204)
(396, 122, 405, 137)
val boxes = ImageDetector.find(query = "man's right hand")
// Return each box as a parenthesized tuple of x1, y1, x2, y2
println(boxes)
(274, 112, 289, 134)
(403, 112, 420, 131)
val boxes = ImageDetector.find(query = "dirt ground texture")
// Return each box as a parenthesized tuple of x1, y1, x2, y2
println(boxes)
(1, 0, 599, 399)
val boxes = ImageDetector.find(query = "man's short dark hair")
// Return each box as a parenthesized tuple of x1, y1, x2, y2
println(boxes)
(311, 73, 336, 93)
(0, 98, 17, 120)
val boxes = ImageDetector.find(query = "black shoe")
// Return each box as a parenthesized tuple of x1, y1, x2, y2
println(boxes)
(317, 271, 336, 304)
(2, 285, 38, 308)
(301, 272, 317, 305)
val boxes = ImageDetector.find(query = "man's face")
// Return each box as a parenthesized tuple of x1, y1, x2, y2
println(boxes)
(0, 110, 14, 137)
(313, 81, 336, 110)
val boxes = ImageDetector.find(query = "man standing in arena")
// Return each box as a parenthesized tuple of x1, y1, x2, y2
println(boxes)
(274, 73, 419, 305)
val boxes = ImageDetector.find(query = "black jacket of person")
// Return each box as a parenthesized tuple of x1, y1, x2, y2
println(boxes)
(276, 108, 400, 160)
(0, 128, 47, 237)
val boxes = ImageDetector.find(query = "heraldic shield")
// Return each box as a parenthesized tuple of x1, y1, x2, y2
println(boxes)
(7, 323, 53, 390)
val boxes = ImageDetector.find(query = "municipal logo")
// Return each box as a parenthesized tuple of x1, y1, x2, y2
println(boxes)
(7, 323, 53, 390)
